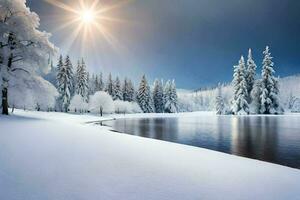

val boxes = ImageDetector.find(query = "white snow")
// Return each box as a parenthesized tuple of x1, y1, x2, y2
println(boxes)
(0, 110, 300, 200)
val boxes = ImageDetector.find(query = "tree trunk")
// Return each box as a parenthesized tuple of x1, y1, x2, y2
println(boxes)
(2, 86, 8, 115)
(1, 53, 13, 115)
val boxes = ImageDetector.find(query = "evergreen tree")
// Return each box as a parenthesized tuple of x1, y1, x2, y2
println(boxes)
(215, 83, 225, 115)
(153, 79, 164, 113)
(164, 80, 178, 113)
(122, 78, 129, 101)
(57, 55, 74, 112)
(75, 59, 89, 102)
(231, 56, 249, 115)
(113, 76, 123, 100)
(98, 72, 104, 91)
(89, 74, 96, 95)
(105, 73, 114, 97)
(260, 46, 283, 114)
(127, 79, 135, 102)
(251, 80, 262, 114)
(246, 48, 257, 103)
(94, 75, 100, 92)
(56, 55, 64, 87)
(137, 75, 154, 113)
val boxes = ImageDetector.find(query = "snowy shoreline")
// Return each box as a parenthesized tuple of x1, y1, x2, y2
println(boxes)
(0, 110, 300, 200)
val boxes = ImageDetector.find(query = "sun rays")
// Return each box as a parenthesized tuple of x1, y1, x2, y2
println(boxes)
(44, 0, 131, 55)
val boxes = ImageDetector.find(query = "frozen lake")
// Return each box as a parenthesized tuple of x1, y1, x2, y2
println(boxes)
(104, 114, 300, 169)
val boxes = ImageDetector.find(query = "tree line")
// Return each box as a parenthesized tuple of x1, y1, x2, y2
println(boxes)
(55, 55, 179, 114)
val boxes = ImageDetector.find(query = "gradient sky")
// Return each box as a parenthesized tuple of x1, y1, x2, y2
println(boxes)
(27, 0, 300, 89)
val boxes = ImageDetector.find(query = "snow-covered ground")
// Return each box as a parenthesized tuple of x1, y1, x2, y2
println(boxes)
(0, 110, 300, 200)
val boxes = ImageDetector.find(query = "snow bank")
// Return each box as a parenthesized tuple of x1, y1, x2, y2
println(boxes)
(0, 110, 299, 200)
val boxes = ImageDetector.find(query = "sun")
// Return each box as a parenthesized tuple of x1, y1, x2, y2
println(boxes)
(80, 9, 95, 24)
(45, 0, 131, 54)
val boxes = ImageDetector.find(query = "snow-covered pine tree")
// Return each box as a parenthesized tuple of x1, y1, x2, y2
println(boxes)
(98, 72, 104, 91)
(122, 78, 129, 101)
(260, 46, 283, 114)
(88, 73, 96, 95)
(152, 79, 164, 113)
(57, 55, 74, 112)
(94, 74, 100, 92)
(75, 58, 89, 102)
(251, 80, 262, 114)
(164, 80, 178, 113)
(113, 76, 123, 100)
(127, 79, 135, 102)
(105, 73, 114, 97)
(56, 55, 64, 86)
(171, 80, 178, 111)
(215, 83, 225, 115)
(246, 48, 257, 103)
(137, 75, 154, 113)
(231, 56, 249, 115)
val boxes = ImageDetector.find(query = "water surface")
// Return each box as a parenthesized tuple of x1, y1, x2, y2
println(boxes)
(104, 115, 300, 169)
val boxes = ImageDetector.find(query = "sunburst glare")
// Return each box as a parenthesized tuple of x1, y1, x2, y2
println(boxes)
(45, 0, 130, 54)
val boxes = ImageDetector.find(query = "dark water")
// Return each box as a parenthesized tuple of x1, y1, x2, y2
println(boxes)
(103, 115, 300, 169)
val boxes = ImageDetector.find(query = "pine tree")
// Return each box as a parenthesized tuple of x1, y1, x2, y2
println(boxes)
(246, 48, 257, 103)
(105, 73, 114, 97)
(94, 75, 100, 92)
(56, 55, 64, 87)
(122, 78, 129, 101)
(231, 56, 249, 115)
(127, 79, 135, 102)
(89, 74, 96, 95)
(164, 80, 178, 113)
(153, 79, 164, 113)
(215, 83, 225, 115)
(260, 46, 283, 114)
(137, 75, 154, 113)
(57, 55, 74, 112)
(98, 72, 104, 91)
(75, 59, 89, 102)
(113, 76, 123, 100)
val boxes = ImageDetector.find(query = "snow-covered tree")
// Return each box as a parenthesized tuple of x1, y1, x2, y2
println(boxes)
(231, 56, 249, 115)
(57, 55, 74, 112)
(69, 94, 88, 113)
(75, 58, 88, 102)
(246, 48, 257, 103)
(127, 79, 135, 102)
(114, 100, 142, 114)
(0, 0, 56, 115)
(43, 55, 57, 87)
(88, 73, 96, 95)
(251, 80, 262, 114)
(98, 72, 104, 91)
(9, 75, 57, 112)
(105, 73, 114, 97)
(164, 80, 178, 113)
(122, 78, 129, 101)
(89, 91, 114, 116)
(153, 79, 164, 113)
(137, 75, 154, 113)
(215, 83, 225, 115)
(113, 76, 122, 100)
(122, 78, 135, 102)
(259, 46, 283, 114)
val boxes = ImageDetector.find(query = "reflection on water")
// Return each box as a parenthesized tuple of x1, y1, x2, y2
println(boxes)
(104, 115, 300, 169)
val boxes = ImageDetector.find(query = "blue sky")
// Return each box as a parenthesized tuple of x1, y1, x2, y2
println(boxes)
(27, 0, 300, 89)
